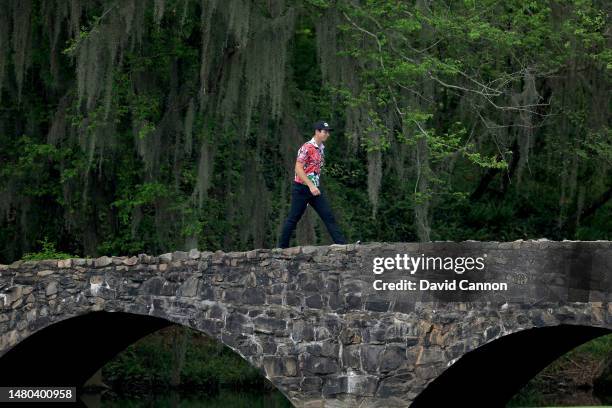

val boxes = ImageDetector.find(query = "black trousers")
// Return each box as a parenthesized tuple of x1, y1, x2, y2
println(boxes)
(278, 182, 347, 248)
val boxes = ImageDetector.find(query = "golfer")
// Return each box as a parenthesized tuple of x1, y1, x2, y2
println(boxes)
(278, 121, 347, 248)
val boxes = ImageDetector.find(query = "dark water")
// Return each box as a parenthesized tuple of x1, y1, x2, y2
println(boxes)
(80, 389, 293, 408)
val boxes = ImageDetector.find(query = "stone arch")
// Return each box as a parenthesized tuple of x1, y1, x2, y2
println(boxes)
(0, 309, 296, 404)
(0, 311, 171, 386)
(412, 324, 612, 407)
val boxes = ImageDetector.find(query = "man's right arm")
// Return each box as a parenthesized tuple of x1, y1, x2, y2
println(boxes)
(295, 160, 320, 196)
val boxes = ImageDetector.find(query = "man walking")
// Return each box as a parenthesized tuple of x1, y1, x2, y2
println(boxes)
(278, 121, 347, 248)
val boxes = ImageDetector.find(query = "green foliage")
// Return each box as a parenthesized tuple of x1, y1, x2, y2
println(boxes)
(567, 333, 612, 360)
(21, 238, 74, 261)
(102, 326, 267, 392)
(0, 0, 610, 263)
(508, 334, 612, 406)
(0, 3, 608, 403)
(462, 150, 509, 169)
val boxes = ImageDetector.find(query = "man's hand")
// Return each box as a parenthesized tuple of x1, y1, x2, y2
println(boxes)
(296, 160, 321, 196)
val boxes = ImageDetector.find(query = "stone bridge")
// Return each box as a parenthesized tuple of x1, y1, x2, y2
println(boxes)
(0, 241, 610, 407)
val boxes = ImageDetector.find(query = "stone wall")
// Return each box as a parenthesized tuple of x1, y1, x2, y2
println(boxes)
(0, 241, 610, 407)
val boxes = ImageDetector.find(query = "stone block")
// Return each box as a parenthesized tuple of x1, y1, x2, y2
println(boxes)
(243, 287, 266, 305)
(36, 269, 55, 278)
(254, 316, 287, 335)
(302, 246, 318, 255)
(345, 294, 361, 309)
(380, 345, 406, 373)
(304, 356, 339, 375)
(305, 341, 338, 358)
(263, 356, 283, 377)
(339, 328, 362, 345)
(283, 247, 301, 256)
(286, 292, 302, 306)
(291, 320, 314, 342)
(226, 313, 252, 334)
(346, 374, 378, 396)
(361, 345, 384, 373)
(342, 345, 361, 369)
(123, 256, 138, 266)
(300, 376, 323, 392)
(94, 256, 112, 268)
(322, 376, 347, 396)
(172, 251, 188, 261)
(38, 260, 58, 268)
(45, 281, 58, 296)
(416, 346, 445, 365)
(284, 357, 298, 376)
(376, 372, 416, 398)
(305, 295, 323, 309)
(365, 299, 390, 312)
(57, 259, 72, 268)
(177, 276, 199, 297)
(159, 253, 173, 263)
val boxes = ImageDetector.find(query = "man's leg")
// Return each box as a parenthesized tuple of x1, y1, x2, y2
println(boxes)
(309, 190, 347, 244)
(278, 184, 310, 248)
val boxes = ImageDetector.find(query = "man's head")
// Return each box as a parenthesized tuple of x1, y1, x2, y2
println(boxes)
(313, 120, 333, 143)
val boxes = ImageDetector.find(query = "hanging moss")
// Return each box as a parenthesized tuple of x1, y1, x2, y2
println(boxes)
(512, 70, 541, 186)
(0, 0, 610, 261)
(11, 0, 33, 103)
(0, 10, 10, 103)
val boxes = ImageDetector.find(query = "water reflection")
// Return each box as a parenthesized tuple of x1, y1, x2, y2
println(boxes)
(81, 389, 293, 407)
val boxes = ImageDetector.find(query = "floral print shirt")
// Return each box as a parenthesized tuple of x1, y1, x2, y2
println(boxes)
(294, 138, 325, 187)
